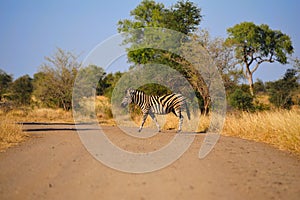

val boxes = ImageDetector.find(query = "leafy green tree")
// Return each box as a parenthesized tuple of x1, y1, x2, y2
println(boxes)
(32, 72, 48, 106)
(118, 0, 201, 34)
(10, 75, 33, 105)
(33, 48, 79, 110)
(162, 0, 202, 34)
(118, 0, 202, 65)
(291, 57, 300, 105)
(291, 57, 300, 80)
(0, 69, 13, 101)
(253, 79, 266, 94)
(229, 88, 254, 111)
(74, 65, 105, 98)
(267, 69, 298, 109)
(226, 22, 294, 96)
(97, 71, 123, 97)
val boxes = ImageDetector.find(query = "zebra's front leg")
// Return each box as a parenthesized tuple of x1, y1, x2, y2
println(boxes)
(149, 112, 161, 132)
(139, 113, 148, 132)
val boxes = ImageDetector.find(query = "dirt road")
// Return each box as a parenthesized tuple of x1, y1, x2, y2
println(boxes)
(0, 123, 299, 200)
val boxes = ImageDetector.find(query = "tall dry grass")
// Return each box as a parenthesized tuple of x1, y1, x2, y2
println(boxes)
(0, 108, 73, 151)
(222, 110, 300, 155)
(0, 115, 26, 151)
(123, 106, 300, 156)
(5, 108, 74, 123)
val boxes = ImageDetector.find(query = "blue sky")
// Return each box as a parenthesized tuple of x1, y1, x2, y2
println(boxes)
(0, 0, 299, 82)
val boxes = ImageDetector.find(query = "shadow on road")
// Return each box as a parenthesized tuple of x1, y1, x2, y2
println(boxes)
(21, 122, 206, 134)
(21, 122, 99, 132)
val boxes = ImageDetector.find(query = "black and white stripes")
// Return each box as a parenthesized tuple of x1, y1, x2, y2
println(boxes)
(121, 88, 190, 132)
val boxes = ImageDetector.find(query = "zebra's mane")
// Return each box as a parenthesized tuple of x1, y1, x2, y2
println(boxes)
(134, 89, 165, 99)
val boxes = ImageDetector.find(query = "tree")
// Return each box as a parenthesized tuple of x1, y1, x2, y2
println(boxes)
(291, 57, 300, 105)
(266, 69, 298, 109)
(291, 57, 300, 80)
(118, 0, 202, 65)
(162, 0, 202, 34)
(196, 29, 243, 94)
(33, 48, 79, 110)
(118, 0, 201, 34)
(226, 22, 294, 96)
(253, 79, 266, 94)
(74, 65, 105, 98)
(97, 71, 123, 97)
(10, 75, 33, 105)
(0, 69, 13, 101)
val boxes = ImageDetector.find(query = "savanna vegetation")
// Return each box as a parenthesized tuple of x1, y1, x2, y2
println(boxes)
(1, 0, 299, 154)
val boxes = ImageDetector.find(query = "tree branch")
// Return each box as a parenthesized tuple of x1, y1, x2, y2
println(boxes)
(254, 52, 275, 64)
(251, 53, 275, 74)
(251, 62, 260, 74)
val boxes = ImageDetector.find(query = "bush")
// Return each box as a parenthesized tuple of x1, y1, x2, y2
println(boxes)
(267, 69, 298, 109)
(229, 89, 254, 111)
(10, 75, 33, 106)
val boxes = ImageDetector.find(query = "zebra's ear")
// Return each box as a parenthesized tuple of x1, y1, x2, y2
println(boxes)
(124, 88, 133, 95)
(127, 88, 135, 94)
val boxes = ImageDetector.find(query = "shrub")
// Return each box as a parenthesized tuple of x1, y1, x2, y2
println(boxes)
(229, 89, 254, 111)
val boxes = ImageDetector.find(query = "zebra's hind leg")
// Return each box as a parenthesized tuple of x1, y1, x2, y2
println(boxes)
(149, 112, 161, 132)
(177, 114, 184, 133)
(139, 113, 148, 132)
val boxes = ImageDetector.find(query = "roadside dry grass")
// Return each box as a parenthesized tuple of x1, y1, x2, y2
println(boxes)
(0, 96, 116, 151)
(138, 109, 300, 155)
(0, 115, 26, 151)
(4, 108, 74, 123)
(95, 96, 116, 125)
(222, 110, 300, 155)
(0, 108, 74, 151)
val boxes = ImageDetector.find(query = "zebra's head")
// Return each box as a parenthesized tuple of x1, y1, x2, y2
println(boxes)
(121, 88, 135, 107)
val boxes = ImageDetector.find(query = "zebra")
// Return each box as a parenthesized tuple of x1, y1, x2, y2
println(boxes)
(121, 88, 190, 132)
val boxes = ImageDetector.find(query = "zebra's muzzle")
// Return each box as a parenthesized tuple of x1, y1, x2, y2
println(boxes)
(121, 102, 128, 108)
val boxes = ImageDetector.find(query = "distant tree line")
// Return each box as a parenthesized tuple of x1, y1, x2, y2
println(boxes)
(1, 48, 298, 112)
(0, 48, 123, 111)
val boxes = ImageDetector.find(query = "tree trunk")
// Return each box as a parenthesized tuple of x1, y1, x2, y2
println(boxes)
(203, 96, 211, 115)
(245, 65, 254, 96)
(248, 75, 254, 96)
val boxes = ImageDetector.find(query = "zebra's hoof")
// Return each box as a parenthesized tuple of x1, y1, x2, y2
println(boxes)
(176, 130, 182, 133)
